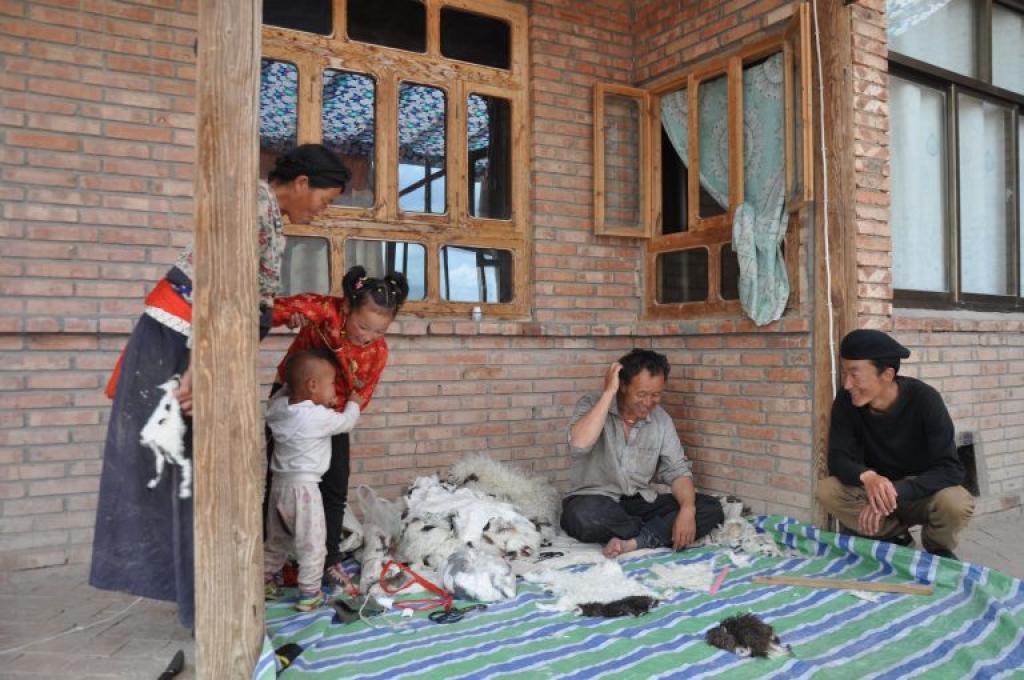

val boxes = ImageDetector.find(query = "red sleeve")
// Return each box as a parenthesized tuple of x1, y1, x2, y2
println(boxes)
(271, 294, 335, 327)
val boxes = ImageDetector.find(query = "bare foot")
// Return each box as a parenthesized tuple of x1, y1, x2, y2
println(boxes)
(602, 537, 638, 558)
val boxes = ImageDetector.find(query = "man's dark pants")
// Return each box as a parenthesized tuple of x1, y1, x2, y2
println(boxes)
(560, 492, 725, 549)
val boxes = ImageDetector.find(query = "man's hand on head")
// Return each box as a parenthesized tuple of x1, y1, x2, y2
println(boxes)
(603, 361, 622, 396)
(860, 469, 898, 515)
(671, 505, 697, 550)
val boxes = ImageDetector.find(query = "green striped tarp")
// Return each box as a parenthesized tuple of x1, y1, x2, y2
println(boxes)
(252, 515, 1024, 679)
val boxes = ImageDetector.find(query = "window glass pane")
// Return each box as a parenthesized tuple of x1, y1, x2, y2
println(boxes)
(441, 246, 513, 303)
(888, 0, 977, 77)
(399, 83, 447, 214)
(602, 93, 642, 229)
(345, 239, 426, 301)
(440, 8, 510, 70)
(259, 60, 298, 178)
(720, 244, 740, 300)
(656, 249, 708, 303)
(468, 94, 511, 220)
(958, 93, 1014, 296)
(263, 0, 332, 35)
(323, 70, 375, 209)
(890, 76, 949, 292)
(660, 119, 688, 235)
(993, 5, 1024, 95)
(347, 0, 426, 53)
(697, 74, 729, 218)
(281, 237, 330, 295)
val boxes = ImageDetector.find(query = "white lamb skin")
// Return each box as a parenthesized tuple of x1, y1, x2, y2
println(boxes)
(524, 560, 659, 614)
(139, 376, 191, 500)
(441, 547, 516, 602)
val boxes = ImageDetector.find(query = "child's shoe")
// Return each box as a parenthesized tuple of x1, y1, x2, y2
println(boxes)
(264, 579, 283, 601)
(295, 591, 325, 612)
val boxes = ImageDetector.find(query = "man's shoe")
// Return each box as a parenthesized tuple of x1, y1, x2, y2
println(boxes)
(928, 547, 959, 561)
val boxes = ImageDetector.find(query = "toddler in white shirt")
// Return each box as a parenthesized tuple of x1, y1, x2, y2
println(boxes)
(263, 349, 361, 611)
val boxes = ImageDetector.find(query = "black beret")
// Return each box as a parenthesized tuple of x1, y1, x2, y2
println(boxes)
(839, 329, 910, 360)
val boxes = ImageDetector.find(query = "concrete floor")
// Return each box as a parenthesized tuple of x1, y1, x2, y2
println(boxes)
(0, 507, 1020, 679)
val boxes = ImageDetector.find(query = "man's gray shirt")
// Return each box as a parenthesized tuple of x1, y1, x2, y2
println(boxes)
(566, 393, 692, 502)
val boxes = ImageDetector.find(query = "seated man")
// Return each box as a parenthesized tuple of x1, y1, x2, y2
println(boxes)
(818, 329, 974, 559)
(561, 349, 724, 557)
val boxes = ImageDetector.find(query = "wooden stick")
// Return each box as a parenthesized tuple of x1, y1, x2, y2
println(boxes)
(752, 575, 934, 596)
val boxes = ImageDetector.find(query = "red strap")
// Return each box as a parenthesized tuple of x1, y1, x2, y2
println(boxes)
(104, 279, 191, 400)
(379, 560, 453, 612)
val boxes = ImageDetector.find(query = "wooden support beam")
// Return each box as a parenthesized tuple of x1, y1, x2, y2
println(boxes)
(753, 575, 934, 596)
(193, 1, 264, 676)
(810, 0, 860, 528)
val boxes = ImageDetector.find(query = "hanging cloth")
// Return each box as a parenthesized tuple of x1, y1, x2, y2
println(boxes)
(661, 53, 788, 326)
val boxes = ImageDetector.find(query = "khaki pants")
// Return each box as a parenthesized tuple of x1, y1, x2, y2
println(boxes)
(816, 476, 974, 552)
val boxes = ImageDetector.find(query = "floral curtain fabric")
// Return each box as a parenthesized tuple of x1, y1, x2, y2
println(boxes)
(659, 53, 788, 326)
(259, 60, 492, 163)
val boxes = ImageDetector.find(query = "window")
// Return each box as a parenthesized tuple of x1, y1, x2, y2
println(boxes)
(594, 7, 811, 319)
(261, 0, 528, 317)
(889, 0, 1024, 309)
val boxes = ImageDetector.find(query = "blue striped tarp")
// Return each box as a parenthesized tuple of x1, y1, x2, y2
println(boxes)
(252, 515, 1024, 679)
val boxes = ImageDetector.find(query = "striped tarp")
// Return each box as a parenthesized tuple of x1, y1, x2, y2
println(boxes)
(252, 515, 1024, 679)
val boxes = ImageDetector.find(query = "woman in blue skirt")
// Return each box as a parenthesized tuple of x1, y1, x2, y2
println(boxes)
(90, 144, 350, 628)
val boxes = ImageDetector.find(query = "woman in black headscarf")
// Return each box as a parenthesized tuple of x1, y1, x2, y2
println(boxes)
(90, 144, 350, 628)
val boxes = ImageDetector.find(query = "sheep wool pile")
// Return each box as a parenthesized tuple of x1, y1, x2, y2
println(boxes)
(448, 453, 561, 536)
(440, 547, 516, 602)
(397, 475, 541, 575)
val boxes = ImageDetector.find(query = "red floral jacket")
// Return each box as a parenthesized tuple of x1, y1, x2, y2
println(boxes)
(271, 294, 388, 410)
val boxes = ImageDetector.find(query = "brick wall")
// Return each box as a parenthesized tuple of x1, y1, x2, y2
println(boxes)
(0, 0, 197, 569)
(3, 0, 1018, 572)
(0, 0, 824, 572)
(848, 0, 892, 328)
(894, 318, 1024, 514)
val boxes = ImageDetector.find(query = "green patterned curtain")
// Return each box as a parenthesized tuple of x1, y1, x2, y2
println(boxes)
(660, 53, 788, 326)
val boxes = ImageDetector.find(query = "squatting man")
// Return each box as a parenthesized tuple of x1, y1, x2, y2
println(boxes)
(560, 348, 725, 557)
(817, 329, 974, 559)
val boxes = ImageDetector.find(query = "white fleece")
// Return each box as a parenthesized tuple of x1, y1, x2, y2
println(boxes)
(524, 560, 659, 613)
(266, 392, 360, 482)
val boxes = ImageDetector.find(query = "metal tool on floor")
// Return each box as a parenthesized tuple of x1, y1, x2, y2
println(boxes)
(157, 649, 185, 679)
(428, 603, 488, 624)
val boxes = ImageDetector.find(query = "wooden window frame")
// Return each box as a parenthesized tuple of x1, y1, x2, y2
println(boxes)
(890, 0, 1024, 311)
(615, 5, 812, 319)
(262, 0, 530, 318)
(593, 84, 653, 237)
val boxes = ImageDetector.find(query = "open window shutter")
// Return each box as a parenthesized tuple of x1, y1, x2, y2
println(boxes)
(594, 83, 652, 238)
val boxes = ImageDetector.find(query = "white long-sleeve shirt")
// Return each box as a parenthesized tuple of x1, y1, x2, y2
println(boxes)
(266, 392, 361, 483)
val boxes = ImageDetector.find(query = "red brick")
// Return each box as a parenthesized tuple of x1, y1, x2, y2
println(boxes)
(4, 129, 80, 152)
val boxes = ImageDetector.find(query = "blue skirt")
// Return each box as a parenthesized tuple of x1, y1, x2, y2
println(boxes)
(89, 310, 195, 626)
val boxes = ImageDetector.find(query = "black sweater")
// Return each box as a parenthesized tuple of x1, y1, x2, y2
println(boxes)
(828, 376, 964, 503)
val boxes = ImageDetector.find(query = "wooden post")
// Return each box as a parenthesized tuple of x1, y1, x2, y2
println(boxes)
(192, 1, 263, 676)
(810, 0, 859, 528)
